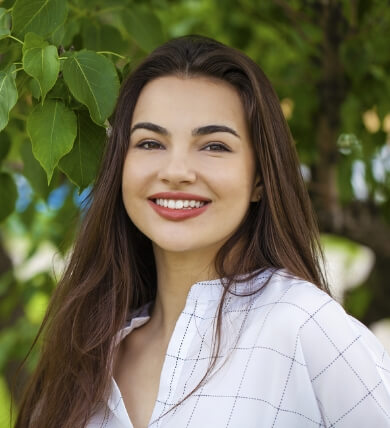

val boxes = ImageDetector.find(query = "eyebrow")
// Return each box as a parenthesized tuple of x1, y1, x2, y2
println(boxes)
(130, 122, 240, 138)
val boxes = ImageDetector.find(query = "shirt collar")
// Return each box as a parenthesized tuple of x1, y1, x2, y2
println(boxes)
(114, 267, 276, 345)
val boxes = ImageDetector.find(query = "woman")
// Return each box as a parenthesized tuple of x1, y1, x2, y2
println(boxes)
(16, 35, 390, 428)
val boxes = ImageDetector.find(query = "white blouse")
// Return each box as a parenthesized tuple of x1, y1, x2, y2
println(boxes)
(86, 268, 390, 427)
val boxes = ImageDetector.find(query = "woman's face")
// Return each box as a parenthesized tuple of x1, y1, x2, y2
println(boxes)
(122, 76, 259, 255)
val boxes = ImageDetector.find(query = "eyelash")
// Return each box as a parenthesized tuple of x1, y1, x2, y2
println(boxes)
(203, 143, 231, 152)
(136, 140, 164, 150)
(136, 140, 231, 152)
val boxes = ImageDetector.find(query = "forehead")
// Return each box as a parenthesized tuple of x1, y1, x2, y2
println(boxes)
(131, 76, 248, 133)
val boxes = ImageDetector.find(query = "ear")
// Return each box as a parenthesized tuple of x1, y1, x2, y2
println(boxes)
(250, 176, 263, 202)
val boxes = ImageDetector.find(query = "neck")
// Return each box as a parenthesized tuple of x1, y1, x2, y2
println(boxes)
(148, 245, 219, 341)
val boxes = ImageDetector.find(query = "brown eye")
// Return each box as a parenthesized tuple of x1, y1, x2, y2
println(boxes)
(137, 140, 165, 150)
(203, 143, 231, 152)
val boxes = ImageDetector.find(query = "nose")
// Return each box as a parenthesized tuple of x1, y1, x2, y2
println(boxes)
(157, 149, 196, 185)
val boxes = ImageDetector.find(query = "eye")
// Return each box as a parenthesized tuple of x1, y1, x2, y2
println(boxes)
(136, 140, 164, 150)
(203, 142, 231, 152)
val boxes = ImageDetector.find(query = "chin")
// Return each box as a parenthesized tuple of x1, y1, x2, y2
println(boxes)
(154, 240, 206, 254)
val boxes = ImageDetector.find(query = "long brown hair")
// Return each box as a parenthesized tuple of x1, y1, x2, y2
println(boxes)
(14, 35, 330, 427)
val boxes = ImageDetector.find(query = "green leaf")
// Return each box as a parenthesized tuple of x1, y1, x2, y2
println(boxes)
(121, 7, 164, 53)
(81, 20, 127, 53)
(50, 22, 65, 46)
(25, 291, 49, 324)
(62, 50, 119, 125)
(0, 131, 11, 161)
(59, 110, 106, 190)
(12, 0, 67, 39)
(0, 65, 18, 132)
(62, 19, 81, 47)
(0, 172, 17, 222)
(0, 8, 11, 40)
(29, 77, 41, 100)
(20, 139, 52, 199)
(26, 100, 77, 183)
(46, 77, 70, 101)
(22, 33, 60, 102)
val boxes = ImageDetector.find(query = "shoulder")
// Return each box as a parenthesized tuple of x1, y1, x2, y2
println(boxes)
(243, 268, 334, 334)
(247, 269, 390, 425)
(248, 268, 388, 363)
(262, 268, 332, 313)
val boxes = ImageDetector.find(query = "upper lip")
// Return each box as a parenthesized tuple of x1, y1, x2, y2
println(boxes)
(148, 192, 211, 202)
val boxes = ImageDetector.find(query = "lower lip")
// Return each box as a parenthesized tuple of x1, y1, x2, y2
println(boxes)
(148, 200, 210, 220)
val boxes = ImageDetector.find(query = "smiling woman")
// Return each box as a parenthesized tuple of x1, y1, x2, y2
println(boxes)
(15, 36, 390, 428)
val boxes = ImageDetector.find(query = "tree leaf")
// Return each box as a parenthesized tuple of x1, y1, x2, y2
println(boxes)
(22, 33, 60, 102)
(0, 172, 17, 222)
(59, 110, 106, 191)
(26, 100, 77, 183)
(61, 19, 81, 47)
(121, 6, 164, 53)
(29, 77, 41, 100)
(12, 0, 67, 39)
(46, 77, 70, 102)
(20, 139, 52, 199)
(0, 65, 18, 132)
(81, 19, 127, 53)
(0, 8, 11, 40)
(49, 22, 65, 46)
(62, 50, 119, 125)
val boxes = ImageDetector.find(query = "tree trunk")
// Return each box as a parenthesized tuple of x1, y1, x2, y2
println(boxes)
(307, 0, 390, 322)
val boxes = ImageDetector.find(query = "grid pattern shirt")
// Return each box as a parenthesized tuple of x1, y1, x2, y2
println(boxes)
(87, 268, 390, 427)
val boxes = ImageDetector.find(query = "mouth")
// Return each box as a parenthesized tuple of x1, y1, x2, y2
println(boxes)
(147, 193, 212, 220)
(149, 198, 211, 210)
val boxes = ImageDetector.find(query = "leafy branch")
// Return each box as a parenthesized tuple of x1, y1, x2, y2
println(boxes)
(0, 0, 165, 222)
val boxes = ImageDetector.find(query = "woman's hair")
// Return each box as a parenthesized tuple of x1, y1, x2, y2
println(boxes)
(15, 35, 329, 427)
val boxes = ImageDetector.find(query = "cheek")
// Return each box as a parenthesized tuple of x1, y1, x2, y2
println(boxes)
(122, 156, 152, 194)
(210, 161, 255, 202)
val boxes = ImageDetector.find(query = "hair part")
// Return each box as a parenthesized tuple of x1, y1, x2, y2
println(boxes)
(15, 35, 329, 427)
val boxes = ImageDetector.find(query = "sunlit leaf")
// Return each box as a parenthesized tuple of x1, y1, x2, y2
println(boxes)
(0, 8, 11, 40)
(25, 292, 49, 324)
(26, 100, 77, 183)
(0, 65, 17, 132)
(22, 32, 60, 102)
(62, 50, 119, 125)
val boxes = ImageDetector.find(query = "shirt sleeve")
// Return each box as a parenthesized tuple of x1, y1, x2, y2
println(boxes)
(297, 296, 390, 427)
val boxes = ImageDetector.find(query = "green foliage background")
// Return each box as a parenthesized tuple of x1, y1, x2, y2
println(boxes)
(0, 0, 389, 425)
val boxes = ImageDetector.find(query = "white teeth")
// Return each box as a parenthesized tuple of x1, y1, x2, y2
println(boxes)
(154, 199, 207, 209)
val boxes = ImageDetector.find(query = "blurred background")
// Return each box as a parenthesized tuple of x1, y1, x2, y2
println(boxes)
(0, 0, 389, 426)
